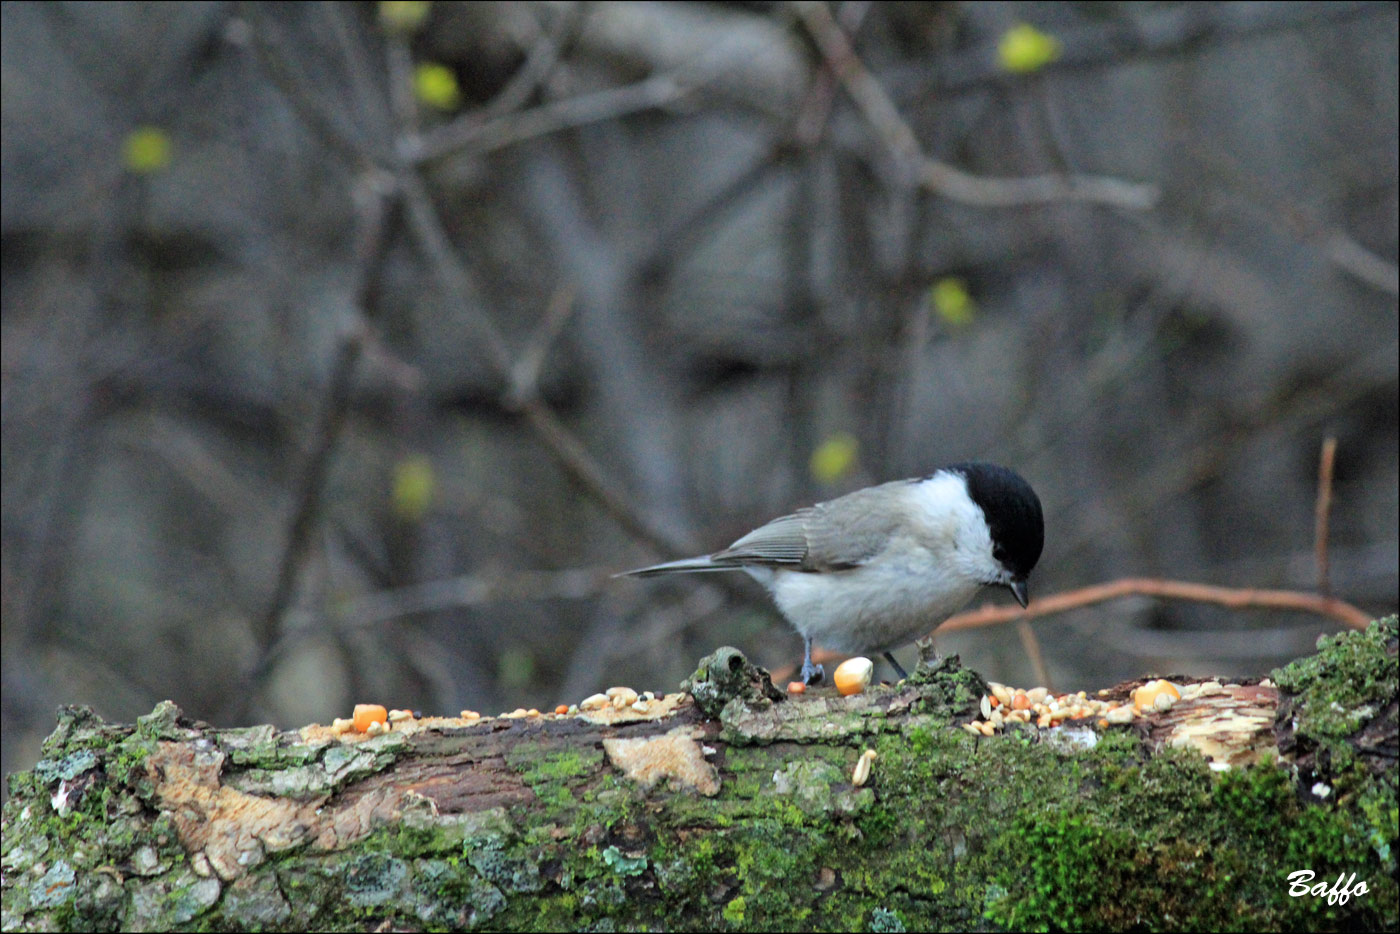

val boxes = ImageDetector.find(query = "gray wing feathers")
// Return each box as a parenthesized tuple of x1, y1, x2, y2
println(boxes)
(711, 512, 811, 565)
(620, 480, 910, 576)
(800, 484, 908, 570)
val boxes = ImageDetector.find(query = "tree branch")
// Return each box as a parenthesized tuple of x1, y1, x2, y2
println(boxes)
(793, 1, 1161, 210)
(939, 577, 1374, 634)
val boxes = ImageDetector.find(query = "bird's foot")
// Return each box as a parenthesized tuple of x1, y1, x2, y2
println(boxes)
(800, 661, 825, 686)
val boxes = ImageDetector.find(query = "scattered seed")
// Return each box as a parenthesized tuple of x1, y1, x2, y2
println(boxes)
(388, 709, 414, 723)
(555, 705, 569, 715)
(631, 700, 649, 713)
(579, 693, 609, 711)
(833, 657, 874, 696)
(980, 695, 993, 719)
(851, 749, 877, 787)
(1105, 705, 1135, 724)
(1012, 692, 1032, 710)
(352, 704, 388, 732)
(365, 720, 387, 736)
(606, 686, 639, 708)
(788, 681, 807, 694)
(460, 710, 480, 720)
(962, 723, 982, 735)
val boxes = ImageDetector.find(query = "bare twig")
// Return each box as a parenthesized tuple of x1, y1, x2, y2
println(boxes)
(1015, 619, 1052, 691)
(1314, 437, 1338, 595)
(481, 2, 585, 120)
(335, 567, 613, 626)
(243, 4, 381, 166)
(396, 150, 692, 559)
(1321, 229, 1399, 297)
(404, 71, 700, 165)
(793, 1, 1161, 210)
(254, 177, 397, 652)
(938, 577, 1374, 633)
(507, 285, 578, 408)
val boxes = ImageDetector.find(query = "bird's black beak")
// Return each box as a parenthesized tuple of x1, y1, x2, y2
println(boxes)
(1007, 579, 1029, 609)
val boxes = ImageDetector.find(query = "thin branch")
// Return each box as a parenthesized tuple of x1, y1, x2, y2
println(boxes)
(396, 171, 515, 373)
(507, 285, 578, 408)
(1015, 619, 1052, 692)
(793, 1, 1161, 210)
(1322, 228, 1399, 298)
(242, 3, 380, 167)
(513, 397, 692, 557)
(937, 577, 1374, 634)
(480, 2, 585, 120)
(336, 567, 613, 626)
(254, 178, 396, 652)
(396, 153, 693, 559)
(403, 71, 700, 165)
(1314, 437, 1338, 595)
(777, 576, 1373, 683)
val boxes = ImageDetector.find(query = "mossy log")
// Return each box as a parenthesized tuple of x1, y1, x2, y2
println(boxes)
(3, 618, 1396, 932)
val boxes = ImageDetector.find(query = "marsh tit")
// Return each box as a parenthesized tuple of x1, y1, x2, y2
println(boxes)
(620, 462, 1044, 685)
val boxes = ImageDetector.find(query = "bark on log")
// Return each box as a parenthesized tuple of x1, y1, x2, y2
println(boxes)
(3, 619, 1396, 931)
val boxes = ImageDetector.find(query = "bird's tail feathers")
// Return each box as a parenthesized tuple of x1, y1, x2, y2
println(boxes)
(614, 555, 739, 578)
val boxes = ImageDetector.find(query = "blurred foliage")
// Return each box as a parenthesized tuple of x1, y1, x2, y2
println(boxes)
(378, 0, 431, 36)
(930, 277, 976, 329)
(391, 455, 436, 523)
(414, 62, 461, 111)
(810, 433, 861, 487)
(121, 126, 172, 174)
(998, 22, 1063, 74)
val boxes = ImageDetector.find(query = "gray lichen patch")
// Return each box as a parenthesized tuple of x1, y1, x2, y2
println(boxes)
(682, 646, 785, 719)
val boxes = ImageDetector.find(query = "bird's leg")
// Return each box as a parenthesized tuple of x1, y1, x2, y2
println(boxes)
(883, 651, 909, 681)
(800, 636, 825, 685)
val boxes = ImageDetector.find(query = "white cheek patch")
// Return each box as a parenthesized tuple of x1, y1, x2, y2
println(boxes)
(906, 472, 999, 582)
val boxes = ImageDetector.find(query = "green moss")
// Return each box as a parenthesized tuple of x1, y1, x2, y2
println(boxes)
(1274, 616, 1397, 737)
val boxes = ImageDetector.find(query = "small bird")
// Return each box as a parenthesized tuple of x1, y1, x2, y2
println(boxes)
(619, 462, 1044, 685)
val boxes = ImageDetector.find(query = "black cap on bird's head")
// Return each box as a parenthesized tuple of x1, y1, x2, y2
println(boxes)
(947, 462, 1044, 607)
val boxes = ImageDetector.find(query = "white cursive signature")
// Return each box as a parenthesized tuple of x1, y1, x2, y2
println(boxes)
(1287, 870, 1369, 906)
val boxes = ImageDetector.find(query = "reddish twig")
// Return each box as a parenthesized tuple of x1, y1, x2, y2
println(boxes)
(1314, 437, 1337, 596)
(938, 577, 1373, 633)
(775, 575, 1374, 683)
(1015, 619, 1052, 692)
